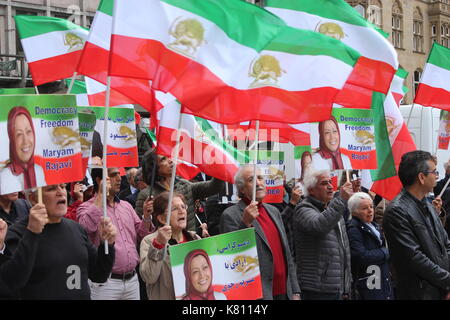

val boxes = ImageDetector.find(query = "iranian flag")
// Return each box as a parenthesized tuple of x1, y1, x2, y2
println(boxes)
(76, 0, 154, 109)
(110, 0, 364, 124)
(66, 78, 134, 108)
(265, 0, 398, 95)
(362, 70, 416, 200)
(156, 100, 247, 183)
(414, 43, 450, 110)
(227, 121, 310, 146)
(146, 127, 201, 180)
(14, 15, 88, 86)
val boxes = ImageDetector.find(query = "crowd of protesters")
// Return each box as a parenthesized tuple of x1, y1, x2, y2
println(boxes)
(0, 147, 449, 300)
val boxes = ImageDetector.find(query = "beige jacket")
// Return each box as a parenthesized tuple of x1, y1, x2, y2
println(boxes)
(139, 231, 199, 300)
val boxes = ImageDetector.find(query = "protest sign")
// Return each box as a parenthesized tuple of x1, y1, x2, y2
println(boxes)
(169, 228, 262, 300)
(0, 94, 84, 194)
(78, 106, 138, 168)
(310, 108, 376, 171)
(437, 110, 450, 150)
(78, 111, 96, 173)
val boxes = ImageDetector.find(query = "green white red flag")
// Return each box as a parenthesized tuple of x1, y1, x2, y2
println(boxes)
(76, 0, 155, 109)
(14, 15, 88, 86)
(414, 43, 450, 110)
(109, 0, 365, 124)
(265, 0, 398, 95)
(362, 70, 416, 200)
(156, 100, 248, 183)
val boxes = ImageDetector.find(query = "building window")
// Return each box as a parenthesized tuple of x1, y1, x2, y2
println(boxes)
(413, 8, 423, 53)
(367, 1, 382, 28)
(392, 1, 403, 49)
(432, 24, 437, 36)
(414, 69, 422, 97)
(354, 4, 365, 18)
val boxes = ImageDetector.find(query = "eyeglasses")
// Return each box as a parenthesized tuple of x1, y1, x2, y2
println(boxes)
(423, 170, 439, 176)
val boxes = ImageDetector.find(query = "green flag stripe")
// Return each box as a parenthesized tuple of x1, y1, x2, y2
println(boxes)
(428, 43, 450, 71)
(396, 68, 408, 79)
(161, 0, 286, 51)
(370, 92, 396, 181)
(194, 117, 249, 164)
(65, 79, 87, 94)
(265, 26, 360, 66)
(0, 88, 35, 95)
(15, 15, 88, 39)
(265, 0, 377, 29)
(99, 0, 114, 16)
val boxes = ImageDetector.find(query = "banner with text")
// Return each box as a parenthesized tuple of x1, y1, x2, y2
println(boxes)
(169, 228, 262, 300)
(310, 108, 376, 171)
(78, 107, 138, 168)
(0, 94, 84, 194)
(78, 111, 96, 173)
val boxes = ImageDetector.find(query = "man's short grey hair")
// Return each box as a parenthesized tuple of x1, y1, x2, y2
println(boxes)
(134, 168, 143, 184)
(348, 192, 373, 215)
(302, 169, 330, 196)
(126, 167, 138, 182)
(234, 164, 263, 197)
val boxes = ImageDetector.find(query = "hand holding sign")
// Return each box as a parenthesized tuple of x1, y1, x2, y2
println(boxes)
(242, 201, 259, 227)
(27, 203, 49, 234)
(99, 217, 117, 245)
(0, 219, 7, 249)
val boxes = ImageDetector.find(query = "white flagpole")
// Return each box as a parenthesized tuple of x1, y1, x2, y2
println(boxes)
(34, 86, 43, 202)
(34, 86, 40, 94)
(102, 76, 112, 254)
(66, 72, 78, 93)
(252, 120, 260, 202)
(162, 111, 182, 259)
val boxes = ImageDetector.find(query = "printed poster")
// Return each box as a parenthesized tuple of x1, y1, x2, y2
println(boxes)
(77, 111, 96, 173)
(0, 94, 84, 194)
(438, 110, 450, 150)
(169, 228, 262, 300)
(310, 108, 376, 170)
(78, 106, 138, 168)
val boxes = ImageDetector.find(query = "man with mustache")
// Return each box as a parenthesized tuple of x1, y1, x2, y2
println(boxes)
(78, 168, 154, 300)
(0, 184, 116, 299)
(220, 164, 301, 300)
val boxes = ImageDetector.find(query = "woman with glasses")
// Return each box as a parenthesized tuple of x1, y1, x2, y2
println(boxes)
(139, 191, 206, 300)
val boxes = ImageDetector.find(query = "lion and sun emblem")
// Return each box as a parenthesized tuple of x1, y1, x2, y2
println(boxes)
(168, 17, 206, 57)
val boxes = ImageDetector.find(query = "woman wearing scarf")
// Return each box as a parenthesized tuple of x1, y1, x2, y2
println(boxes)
(312, 116, 351, 171)
(0, 106, 45, 194)
(139, 191, 204, 300)
(182, 249, 226, 300)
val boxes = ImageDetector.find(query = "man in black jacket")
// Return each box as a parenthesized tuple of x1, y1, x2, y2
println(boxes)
(0, 184, 117, 299)
(383, 150, 450, 300)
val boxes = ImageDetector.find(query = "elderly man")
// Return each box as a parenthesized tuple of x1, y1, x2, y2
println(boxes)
(220, 165, 301, 300)
(383, 150, 450, 300)
(0, 192, 30, 226)
(0, 184, 116, 299)
(118, 167, 139, 201)
(294, 169, 353, 300)
(347, 192, 393, 300)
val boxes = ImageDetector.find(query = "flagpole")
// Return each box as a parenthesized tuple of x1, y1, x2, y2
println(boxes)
(431, 107, 436, 155)
(33, 85, 43, 202)
(102, 76, 112, 255)
(406, 103, 415, 127)
(252, 120, 260, 202)
(161, 111, 182, 260)
(66, 72, 78, 94)
(221, 124, 229, 202)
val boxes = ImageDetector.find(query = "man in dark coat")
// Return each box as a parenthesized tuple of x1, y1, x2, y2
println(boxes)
(383, 150, 450, 300)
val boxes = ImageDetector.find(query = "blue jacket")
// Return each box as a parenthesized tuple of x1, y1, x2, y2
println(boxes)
(347, 217, 393, 300)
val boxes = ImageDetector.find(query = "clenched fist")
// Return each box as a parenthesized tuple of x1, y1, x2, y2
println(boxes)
(242, 201, 259, 227)
(27, 203, 49, 234)
(99, 217, 117, 245)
